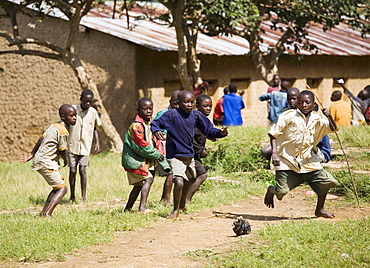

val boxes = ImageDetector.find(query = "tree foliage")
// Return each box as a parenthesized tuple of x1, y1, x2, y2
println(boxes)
(199, 0, 370, 84)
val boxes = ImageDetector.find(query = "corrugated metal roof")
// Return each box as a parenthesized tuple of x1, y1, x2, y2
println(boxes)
(11, 0, 370, 56)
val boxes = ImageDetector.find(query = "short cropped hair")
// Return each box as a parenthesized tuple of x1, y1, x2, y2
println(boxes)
(138, 97, 152, 108)
(298, 90, 315, 102)
(81, 89, 94, 99)
(196, 94, 211, 106)
(228, 83, 238, 93)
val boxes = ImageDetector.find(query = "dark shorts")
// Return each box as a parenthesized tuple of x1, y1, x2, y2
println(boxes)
(271, 169, 339, 200)
(195, 159, 208, 176)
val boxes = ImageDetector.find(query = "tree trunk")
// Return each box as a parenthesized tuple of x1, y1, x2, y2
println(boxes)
(67, 53, 123, 153)
(185, 23, 202, 88)
(159, 0, 192, 91)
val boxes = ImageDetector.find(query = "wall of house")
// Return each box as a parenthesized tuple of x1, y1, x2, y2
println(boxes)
(136, 47, 370, 127)
(1, 9, 370, 161)
(0, 10, 137, 161)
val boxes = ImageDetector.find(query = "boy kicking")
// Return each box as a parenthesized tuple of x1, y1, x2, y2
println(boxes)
(151, 90, 228, 219)
(20, 104, 76, 217)
(264, 90, 339, 218)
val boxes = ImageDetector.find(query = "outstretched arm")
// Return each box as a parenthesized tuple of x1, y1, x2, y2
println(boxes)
(20, 136, 43, 163)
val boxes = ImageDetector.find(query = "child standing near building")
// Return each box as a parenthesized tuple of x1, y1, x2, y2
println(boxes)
(20, 104, 77, 217)
(68, 89, 102, 203)
(264, 90, 339, 218)
(122, 98, 169, 213)
(151, 90, 228, 219)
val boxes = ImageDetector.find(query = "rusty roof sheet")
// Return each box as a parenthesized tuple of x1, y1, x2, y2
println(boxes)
(12, 0, 370, 56)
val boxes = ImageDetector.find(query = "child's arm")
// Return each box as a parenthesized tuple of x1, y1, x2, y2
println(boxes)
(321, 108, 337, 131)
(269, 134, 280, 166)
(93, 128, 100, 154)
(60, 149, 68, 167)
(20, 136, 43, 163)
(337, 79, 363, 106)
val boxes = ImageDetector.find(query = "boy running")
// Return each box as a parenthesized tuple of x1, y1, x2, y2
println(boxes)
(264, 90, 339, 218)
(151, 90, 228, 218)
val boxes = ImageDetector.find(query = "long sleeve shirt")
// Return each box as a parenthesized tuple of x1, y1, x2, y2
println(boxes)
(259, 90, 289, 123)
(151, 108, 225, 159)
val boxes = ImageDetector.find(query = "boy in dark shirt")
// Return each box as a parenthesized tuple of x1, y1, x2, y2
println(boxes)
(186, 94, 213, 204)
(151, 90, 228, 218)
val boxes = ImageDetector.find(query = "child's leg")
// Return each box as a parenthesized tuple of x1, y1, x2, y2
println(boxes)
(264, 185, 276, 208)
(68, 166, 77, 203)
(315, 193, 335, 218)
(168, 176, 184, 219)
(138, 175, 154, 212)
(160, 173, 173, 206)
(124, 186, 142, 212)
(41, 186, 67, 217)
(79, 165, 88, 202)
(307, 169, 338, 218)
(185, 173, 207, 204)
(180, 178, 192, 211)
(264, 171, 303, 208)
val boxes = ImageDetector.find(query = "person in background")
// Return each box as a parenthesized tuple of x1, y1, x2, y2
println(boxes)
(213, 87, 230, 125)
(329, 90, 351, 127)
(222, 83, 245, 126)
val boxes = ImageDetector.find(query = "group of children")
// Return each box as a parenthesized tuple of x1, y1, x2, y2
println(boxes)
(21, 89, 102, 217)
(123, 90, 228, 218)
(22, 81, 355, 219)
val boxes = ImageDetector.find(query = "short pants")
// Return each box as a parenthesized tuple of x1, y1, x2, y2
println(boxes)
(271, 169, 339, 200)
(68, 153, 89, 167)
(167, 157, 196, 181)
(195, 159, 208, 176)
(37, 167, 65, 190)
(127, 170, 154, 187)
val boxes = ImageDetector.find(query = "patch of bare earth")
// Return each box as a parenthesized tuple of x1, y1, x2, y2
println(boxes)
(5, 187, 370, 268)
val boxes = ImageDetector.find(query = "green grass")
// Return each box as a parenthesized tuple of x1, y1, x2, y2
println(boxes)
(329, 125, 370, 148)
(0, 125, 369, 264)
(206, 218, 370, 268)
(0, 133, 267, 262)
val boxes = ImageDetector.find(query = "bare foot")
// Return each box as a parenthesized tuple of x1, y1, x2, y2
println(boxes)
(66, 199, 74, 205)
(315, 210, 335, 218)
(264, 185, 275, 208)
(161, 199, 171, 206)
(138, 209, 158, 214)
(167, 210, 179, 219)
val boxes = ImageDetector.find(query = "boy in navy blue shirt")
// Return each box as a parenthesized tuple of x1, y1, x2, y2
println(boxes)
(151, 90, 228, 218)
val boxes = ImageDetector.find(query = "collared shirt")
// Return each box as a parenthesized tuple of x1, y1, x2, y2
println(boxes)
(68, 105, 102, 156)
(151, 108, 225, 158)
(259, 90, 289, 123)
(268, 109, 334, 173)
(330, 100, 352, 126)
(31, 122, 69, 171)
(222, 93, 245, 126)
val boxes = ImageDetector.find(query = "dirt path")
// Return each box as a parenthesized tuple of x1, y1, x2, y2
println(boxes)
(10, 187, 370, 268)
